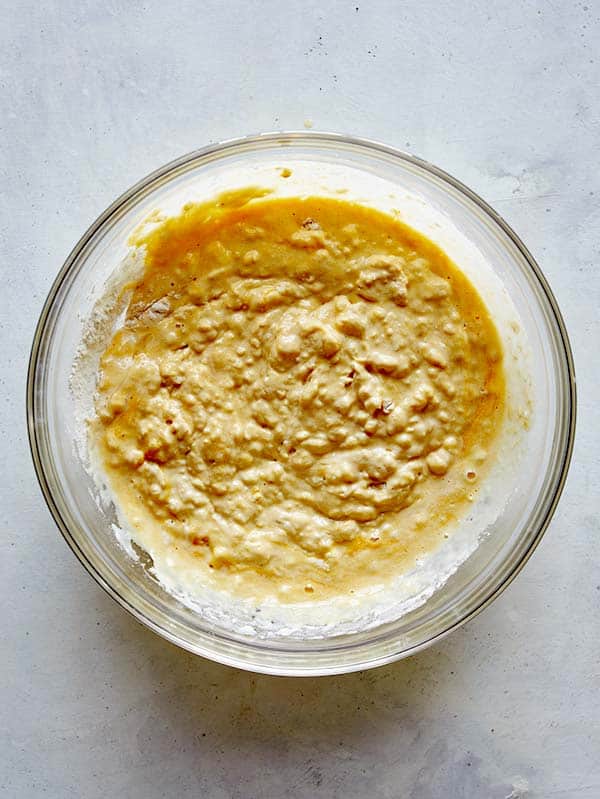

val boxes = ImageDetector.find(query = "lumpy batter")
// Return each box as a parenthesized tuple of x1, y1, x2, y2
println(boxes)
(92, 191, 505, 602)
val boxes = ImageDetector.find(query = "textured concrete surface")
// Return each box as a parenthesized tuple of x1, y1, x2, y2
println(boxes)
(1, 2, 599, 797)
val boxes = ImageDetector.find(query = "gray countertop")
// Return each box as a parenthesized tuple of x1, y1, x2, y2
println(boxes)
(2, 2, 598, 797)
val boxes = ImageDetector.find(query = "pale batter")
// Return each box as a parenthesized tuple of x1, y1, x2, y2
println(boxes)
(92, 192, 505, 602)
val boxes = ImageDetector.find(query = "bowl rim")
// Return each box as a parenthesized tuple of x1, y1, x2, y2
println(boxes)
(26, 130, 577, 675)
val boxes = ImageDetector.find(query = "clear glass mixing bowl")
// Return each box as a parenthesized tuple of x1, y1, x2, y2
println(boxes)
(27, 133, 575, 675)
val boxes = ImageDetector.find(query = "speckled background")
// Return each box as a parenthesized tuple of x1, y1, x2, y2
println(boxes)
(2, 2, 598, 797)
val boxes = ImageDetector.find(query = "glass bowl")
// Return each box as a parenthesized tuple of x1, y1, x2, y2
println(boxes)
(27, 132, 576, 675)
